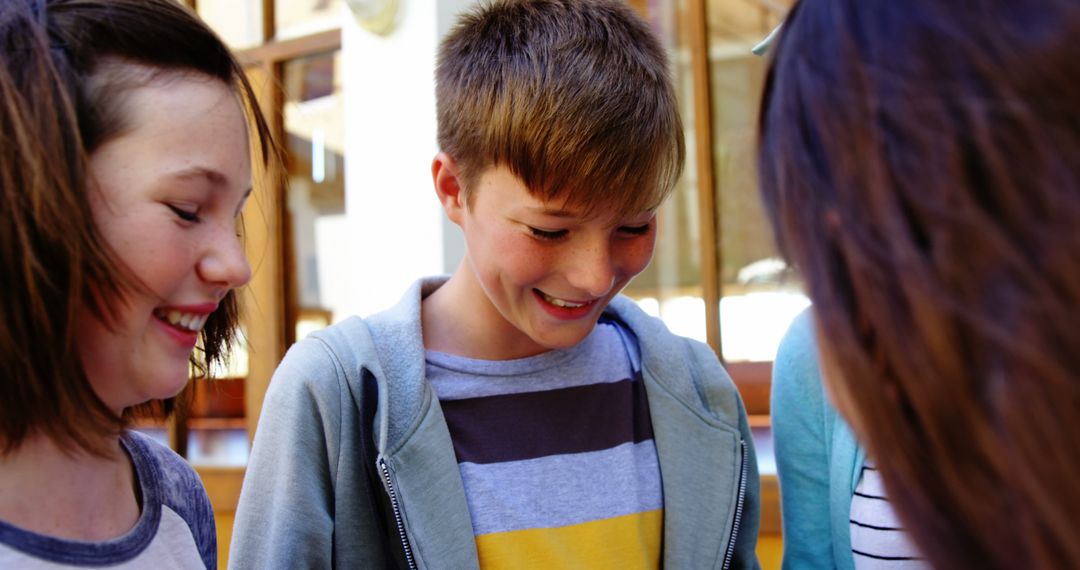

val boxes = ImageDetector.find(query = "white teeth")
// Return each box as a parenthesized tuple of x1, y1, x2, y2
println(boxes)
(541, 292, 586, 308)
(157, 310, 208, 332)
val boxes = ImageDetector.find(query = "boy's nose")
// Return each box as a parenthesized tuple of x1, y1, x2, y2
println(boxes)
(566, 243, 616, 298)
(198, 233, 252, 292)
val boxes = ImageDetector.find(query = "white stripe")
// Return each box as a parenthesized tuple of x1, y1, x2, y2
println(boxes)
(428, 321, 635, 400)
(850, 461, 927, 568)
(459, 440, 662, 535)
(856, 466, 889, 498)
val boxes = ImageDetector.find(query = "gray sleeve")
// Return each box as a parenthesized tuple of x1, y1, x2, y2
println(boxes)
(228, 337, 346, 570)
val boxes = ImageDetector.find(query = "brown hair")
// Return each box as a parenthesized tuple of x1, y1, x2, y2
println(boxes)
(436, 0, 684, 220)
(0, 0, 276, 456)
(758, 0, 1080, 567)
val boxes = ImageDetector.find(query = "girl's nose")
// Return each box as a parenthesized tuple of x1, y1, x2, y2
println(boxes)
(197, 231, 252, 292)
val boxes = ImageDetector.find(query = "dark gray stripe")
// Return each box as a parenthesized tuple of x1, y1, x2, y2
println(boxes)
(440, 374, 653, 464)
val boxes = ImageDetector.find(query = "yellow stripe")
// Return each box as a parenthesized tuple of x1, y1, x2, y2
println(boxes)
(475, 509, 663, 570)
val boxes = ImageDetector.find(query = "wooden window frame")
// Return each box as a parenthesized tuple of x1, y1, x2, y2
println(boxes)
(234, 27, 342, 440)
(687, 0, 775, 417)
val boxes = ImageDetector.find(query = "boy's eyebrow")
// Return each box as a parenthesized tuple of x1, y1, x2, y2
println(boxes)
(527, 206, 578, 218)
(526, 205, 658, 225)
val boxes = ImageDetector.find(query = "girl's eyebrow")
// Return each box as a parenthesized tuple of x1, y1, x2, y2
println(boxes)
(168, 166, 229, 188)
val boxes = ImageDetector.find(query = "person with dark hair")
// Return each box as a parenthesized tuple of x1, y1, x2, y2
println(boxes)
(230, 1, 760, 568)
(0, 1, 275, 567)
(758, 0, 1080, 568)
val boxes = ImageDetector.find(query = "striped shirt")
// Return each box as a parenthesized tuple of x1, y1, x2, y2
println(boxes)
(849, 459, 928, 569)
(426, 318, 662, 569)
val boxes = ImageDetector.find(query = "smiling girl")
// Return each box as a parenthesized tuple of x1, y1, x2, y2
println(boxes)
(0, 1, 274, 568)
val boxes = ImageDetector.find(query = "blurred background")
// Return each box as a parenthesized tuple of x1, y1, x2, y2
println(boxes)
(142, 1, 801, 566)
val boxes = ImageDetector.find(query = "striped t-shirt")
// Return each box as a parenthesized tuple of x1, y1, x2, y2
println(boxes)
(426, 318, 662, 569)
(849, 459, 928, 569)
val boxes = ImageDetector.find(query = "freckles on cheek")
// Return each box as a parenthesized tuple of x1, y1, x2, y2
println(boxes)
(505, 237, 550, 277)
(487, 233, 548, 285)
(622, 237, 657, 277)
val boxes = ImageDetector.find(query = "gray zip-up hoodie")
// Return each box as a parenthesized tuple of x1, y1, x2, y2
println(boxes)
(229, 277, 761, 569)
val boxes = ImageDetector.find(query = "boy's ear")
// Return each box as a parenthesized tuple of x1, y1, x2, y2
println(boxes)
(432, 151, 465, 226)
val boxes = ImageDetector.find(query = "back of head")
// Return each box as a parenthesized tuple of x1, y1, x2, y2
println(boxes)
(758, 0, 1080, 567)
(436, 0, 684, 219)
(0, 0, 273, 455)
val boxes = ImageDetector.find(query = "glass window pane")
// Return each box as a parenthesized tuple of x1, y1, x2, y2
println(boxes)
(198, 0, 264, 50)
(276, 0, 345, 41)
(621, 0, 708, 345)
(707, 0, 807, 363)
(283, 51, 346, 341)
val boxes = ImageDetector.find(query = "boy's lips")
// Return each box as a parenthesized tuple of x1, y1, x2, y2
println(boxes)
(536, 289, 592, 308)
(533, 289, 598, 319)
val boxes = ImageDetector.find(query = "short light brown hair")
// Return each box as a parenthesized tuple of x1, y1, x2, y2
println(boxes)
(436, 0, 684, 219)
(0, 0, 276, 456)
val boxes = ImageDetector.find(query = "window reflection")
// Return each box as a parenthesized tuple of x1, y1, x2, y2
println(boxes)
(197, 0, 264, 49)
(708, 0, 807, 362)
(622, 0, 708, 344)
(283, 51, 346, 341)
(276, 0, 344, 40)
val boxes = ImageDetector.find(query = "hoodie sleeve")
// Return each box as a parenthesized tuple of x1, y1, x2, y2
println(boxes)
(228, 337, 344, 570)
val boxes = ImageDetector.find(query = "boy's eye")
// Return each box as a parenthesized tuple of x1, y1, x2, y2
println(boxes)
(619, 224, 651, 236)
(529, 227, 568, 240)
(168, 204, 201, 223)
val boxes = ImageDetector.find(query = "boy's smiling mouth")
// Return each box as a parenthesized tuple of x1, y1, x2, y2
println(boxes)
(534, 289, 593, 309)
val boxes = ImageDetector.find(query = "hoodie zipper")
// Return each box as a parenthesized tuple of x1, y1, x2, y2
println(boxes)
(721, 440, 749, 570)
(378, 456, 418, 570)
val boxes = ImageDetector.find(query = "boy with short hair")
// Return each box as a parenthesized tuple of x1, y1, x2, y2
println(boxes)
(230, 1, 760, 568)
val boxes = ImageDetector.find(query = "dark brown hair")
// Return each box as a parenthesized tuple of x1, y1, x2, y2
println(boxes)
(758, 0, 1080, 567)
(436, 0, 684, 219)
(0, 0, 275, 456)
